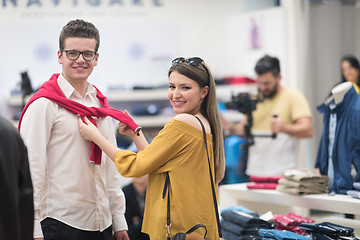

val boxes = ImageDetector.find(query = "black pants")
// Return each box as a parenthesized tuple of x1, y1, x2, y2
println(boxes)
(41, 218, 112, 240)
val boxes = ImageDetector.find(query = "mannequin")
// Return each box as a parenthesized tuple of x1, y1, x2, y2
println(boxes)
(329, 81, 358, 218)
(331, 81, 353, 104)
(315, 81, 360, 194)
(326, 82, 352, 191)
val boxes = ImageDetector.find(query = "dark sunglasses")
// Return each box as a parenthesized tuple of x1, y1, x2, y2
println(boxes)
(171, 57, 204, 66)
(172, 57, 210, 83)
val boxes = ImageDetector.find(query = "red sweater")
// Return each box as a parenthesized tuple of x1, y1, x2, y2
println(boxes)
(18, 73, 141, 164)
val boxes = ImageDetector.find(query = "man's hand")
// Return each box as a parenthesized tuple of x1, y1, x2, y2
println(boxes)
(270, 114, 282, 134)
(113, 230, 129, 240)
(34, 238, 44, 240)
(271, 114, 314, 138)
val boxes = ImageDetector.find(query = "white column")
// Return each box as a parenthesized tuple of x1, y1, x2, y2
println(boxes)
(281, 0, 305, 91)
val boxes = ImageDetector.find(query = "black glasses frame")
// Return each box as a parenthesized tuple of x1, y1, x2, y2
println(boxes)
(60, 49, 97, 61)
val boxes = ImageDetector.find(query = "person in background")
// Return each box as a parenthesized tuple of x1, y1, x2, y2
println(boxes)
(122, 175, 150, 240)
(339, 55, 360, 95)
(227, 55, 314, 177)
(19, 19, 129, 240)
(78, 57, 225, 240)
(0, 115, 34, 240)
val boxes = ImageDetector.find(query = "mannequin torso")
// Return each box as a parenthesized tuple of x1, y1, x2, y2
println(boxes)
(331, 81, 353, 104)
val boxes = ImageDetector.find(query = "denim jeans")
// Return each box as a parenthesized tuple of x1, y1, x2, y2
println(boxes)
(299, 222, 355, 237)
(221, 219, 245, 234)
(221, 206, 259, 216)
(221, 209, 271, 228)
(221, 220, 267, 236)
(258, 229, 311, 240)
(222, 229, 263, 240)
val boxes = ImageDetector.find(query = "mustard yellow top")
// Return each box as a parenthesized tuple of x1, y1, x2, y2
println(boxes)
(252, 88, 312, 131)
(351, 82, 360, 95)
(114, 119, 218, 240)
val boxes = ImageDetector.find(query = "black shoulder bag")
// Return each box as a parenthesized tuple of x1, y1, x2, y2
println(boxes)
(162, 116, 223, 240)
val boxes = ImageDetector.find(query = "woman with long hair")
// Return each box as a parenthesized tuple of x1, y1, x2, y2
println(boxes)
(339, 55, 360, 94)
(78, 57, 225, 240)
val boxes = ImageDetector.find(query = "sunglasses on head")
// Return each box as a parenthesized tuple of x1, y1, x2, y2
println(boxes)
(171, 57, 204, 66)
(171, 57, 210, 83)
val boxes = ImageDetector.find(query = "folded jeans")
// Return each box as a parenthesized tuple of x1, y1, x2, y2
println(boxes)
(258, 229, 311, 240)
(222, 228, 262, 240)
(299, 222, 354, 237)
(221, 210, 272, 228)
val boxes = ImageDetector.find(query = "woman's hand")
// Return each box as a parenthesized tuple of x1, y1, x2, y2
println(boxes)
(118, 110, 136, 137)
(78, 117, 101, 141)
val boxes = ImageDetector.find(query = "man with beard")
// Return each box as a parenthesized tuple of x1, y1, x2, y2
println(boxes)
(228, 55, 313, 177)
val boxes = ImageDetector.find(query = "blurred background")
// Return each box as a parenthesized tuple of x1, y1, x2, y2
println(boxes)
(1, 0, 360, 167)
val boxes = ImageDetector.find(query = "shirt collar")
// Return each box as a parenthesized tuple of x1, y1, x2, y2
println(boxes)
(317, 86, 358, 114)
(58, 74, 97, 99)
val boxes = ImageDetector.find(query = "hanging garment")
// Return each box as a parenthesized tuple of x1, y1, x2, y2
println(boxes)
(315, 87, 360, 194)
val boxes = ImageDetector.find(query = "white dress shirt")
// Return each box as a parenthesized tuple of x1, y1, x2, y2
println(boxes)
(20, 74, 128, 238)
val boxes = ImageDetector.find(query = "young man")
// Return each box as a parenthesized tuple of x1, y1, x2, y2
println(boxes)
(19, 19, 130, 240)
(228, 55, 314, 177)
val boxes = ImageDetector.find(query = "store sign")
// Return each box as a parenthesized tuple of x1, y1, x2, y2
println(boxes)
(1, 0, 163, 8)
(0, 0, 164, 21)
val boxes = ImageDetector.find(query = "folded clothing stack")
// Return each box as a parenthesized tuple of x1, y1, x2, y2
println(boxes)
(347, 182, 360, 199)
(258, 229, 311, 240)
(299, 222, 359, 240)
(246, 175, 283, 190)
(220, 206, 275, 240)
(276, 168, 329, 195)
(270, 212, 314, 235)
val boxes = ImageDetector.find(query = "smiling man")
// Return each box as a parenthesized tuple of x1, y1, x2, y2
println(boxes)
(228, 55, 314, 177)
(19, 19, 129, 240)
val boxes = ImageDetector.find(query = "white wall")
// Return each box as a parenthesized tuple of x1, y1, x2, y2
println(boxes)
(1, 1, 310, 164)
(305, 1, 360, 163)
(222, 7, 287, 82)
(0, 0, 251, 118)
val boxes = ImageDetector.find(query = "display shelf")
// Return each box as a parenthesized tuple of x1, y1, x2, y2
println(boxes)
(7, 94, 30, 107)
(7, 84, 256, 129)
(105, 84, 257, 103)
(7, 84, 257, 106)
(219, 183, 360, 236)
(8, 84, 256, 106)
(132, 115, 174, 128)
(106, 88, 169, 102)
(219, 183, 360, 215)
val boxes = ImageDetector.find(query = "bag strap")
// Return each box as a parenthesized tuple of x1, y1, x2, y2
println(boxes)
(194, 116, 223, 239)
(162, 171, 171, 239)
(162, 116, 223, 239)
(186, 224, 208, 235)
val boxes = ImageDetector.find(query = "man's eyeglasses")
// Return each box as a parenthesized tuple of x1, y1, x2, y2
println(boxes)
(61, 49, 97, 61)
(172, 57, 204, 66)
